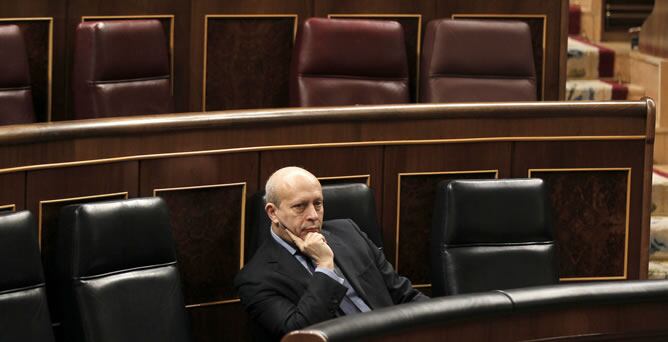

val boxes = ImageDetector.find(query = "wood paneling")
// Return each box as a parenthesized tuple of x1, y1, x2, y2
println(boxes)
(0, 172, 25, 211)
(531, 169, 630, 280)
(513, 140, 646, 280)
(203, 15, 296, 111)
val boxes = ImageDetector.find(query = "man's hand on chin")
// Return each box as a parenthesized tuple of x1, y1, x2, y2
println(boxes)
(285, 229, 335, 270)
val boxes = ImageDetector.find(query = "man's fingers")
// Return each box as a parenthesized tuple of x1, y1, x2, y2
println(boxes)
(284, 229, 305, 249)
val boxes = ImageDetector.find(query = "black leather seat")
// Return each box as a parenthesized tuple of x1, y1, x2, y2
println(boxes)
(246, 182, 383, 260)
(430, 179, 558, 296)
(57, 198, 191, 342)
(0, 211, 55, 342)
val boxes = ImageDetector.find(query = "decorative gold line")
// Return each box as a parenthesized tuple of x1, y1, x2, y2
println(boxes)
(327, 14, 422, 100)
(38, 192, 129, 249)
(0, 17, 54, 122)
(395, 169, 499, 270)
(47, 18, 53, 121)
(202, 14, 299, 111)
(529, 167, 632, 280)
(412, 284, 431, 289)
(81, 15, 176, 96)
(451, 14, 548, 100)
(154, 182, 247, 269)
(185, 298, 240, 308)
(318, 174, 371, 187)
(0, 135, 646, 175)
(560, 276, 627, 281)
(0, 204, 17, 212)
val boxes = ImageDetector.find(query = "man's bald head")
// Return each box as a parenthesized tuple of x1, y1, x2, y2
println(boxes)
(264, 166, 321, 206)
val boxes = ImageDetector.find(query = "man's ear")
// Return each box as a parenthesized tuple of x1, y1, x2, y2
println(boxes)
(265, 203, 278, 224)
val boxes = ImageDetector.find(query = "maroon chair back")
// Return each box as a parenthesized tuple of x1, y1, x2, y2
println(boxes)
(72, 19, 174, 119)
(420, 19, 537, 103)
(0, 24, 36, 125)
(290, 18, 410, 107)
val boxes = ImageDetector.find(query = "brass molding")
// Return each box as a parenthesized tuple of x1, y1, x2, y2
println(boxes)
(394, 169, 499, 270)
(318, 174, 371, 187)
(327, 14, 422, 100)
(529, 167, 632, 281)
(0, 17, 54, 121)
(154, 182, 247, 269)
(202, 14, 299, 111)
(38, 192, 129, 249)
(81, 15, 176, 96)
(451, 14, 548, 101)
(0, 204, 17, 212)
(0, 135, 646, 175)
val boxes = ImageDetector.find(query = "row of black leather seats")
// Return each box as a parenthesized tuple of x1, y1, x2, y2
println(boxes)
(0, 198, 191, 342)
(247, 179, 559, 297)
(0, 179, 556, 341)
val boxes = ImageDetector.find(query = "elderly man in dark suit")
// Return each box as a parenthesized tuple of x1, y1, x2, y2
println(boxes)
(234, 166, 428, 340)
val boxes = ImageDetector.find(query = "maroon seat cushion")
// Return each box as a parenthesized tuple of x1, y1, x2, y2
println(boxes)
(0, 24, 36, 125)
(72, 19, 174, 119)
(290, 18, 410, 107)
(420, 19, 537, 103)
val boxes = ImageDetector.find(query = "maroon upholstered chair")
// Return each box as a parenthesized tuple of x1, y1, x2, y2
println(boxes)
(290, 18, 410, 107)
(0, 24, 36, 125)
(420, 19, 537, 103)
(72, 20, 174, 119)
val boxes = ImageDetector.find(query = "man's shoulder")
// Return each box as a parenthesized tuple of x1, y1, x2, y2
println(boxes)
(323, 218, 359, 233)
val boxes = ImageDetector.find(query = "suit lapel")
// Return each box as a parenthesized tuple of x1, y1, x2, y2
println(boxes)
(264, 236, 311, 289)
(325, 230, 374, 309)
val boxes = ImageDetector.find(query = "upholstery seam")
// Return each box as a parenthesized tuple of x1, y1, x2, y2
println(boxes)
(443, 241, 554, 248)
(89, 75, 170, 85)
(494, 289, 516, 309)
(299, 74, 409, 81)
(0, 86, 31, 91)
(0, 282, 45, 296)
(429, 74, 535, 80)
(74, 260, 177, 281)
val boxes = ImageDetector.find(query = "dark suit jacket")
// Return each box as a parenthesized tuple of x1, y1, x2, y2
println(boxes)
(234, 219, 428, 340)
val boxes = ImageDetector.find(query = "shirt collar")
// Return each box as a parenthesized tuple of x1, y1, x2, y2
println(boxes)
(270, 226, 298, 255)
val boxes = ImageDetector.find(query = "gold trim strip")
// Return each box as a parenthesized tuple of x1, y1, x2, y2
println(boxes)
(185, 298, 240, 308)
(395, 169, 499, 270)
(412, 284, 431, 289)
(0, 17, 54, 121)
(0, 204, 17, 212)
(0, 135, 646, 175)
(81, 15, 176, 96)
(38, 192, 129, 249)
(154, 182, 247, 269)
(202, 14, 299, 111)
(452, 14, 547, 101)
(318, 174, 371, 187)
(529, 167, 632, 281)
(327, 14, 423, 100)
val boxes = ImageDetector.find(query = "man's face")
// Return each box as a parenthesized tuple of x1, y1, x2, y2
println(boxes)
(271, 174, 324, 240)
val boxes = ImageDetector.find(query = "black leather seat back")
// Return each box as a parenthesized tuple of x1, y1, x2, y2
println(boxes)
(431, 179, 558, 296)
(57, 198, 191, 342)
(0, 211, 55, 342)
(246, 183, 383, 260)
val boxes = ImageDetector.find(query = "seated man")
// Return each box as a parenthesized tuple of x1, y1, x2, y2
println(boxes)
(235, 166, 428, 340)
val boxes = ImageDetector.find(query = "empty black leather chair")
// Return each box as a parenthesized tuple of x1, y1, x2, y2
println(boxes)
(57, 198, 191, 342)
(246, 182, 383, 260)
(0, 24, 37, 125)
(0, 211, 55, 342)
(431, 179, 558, 296)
